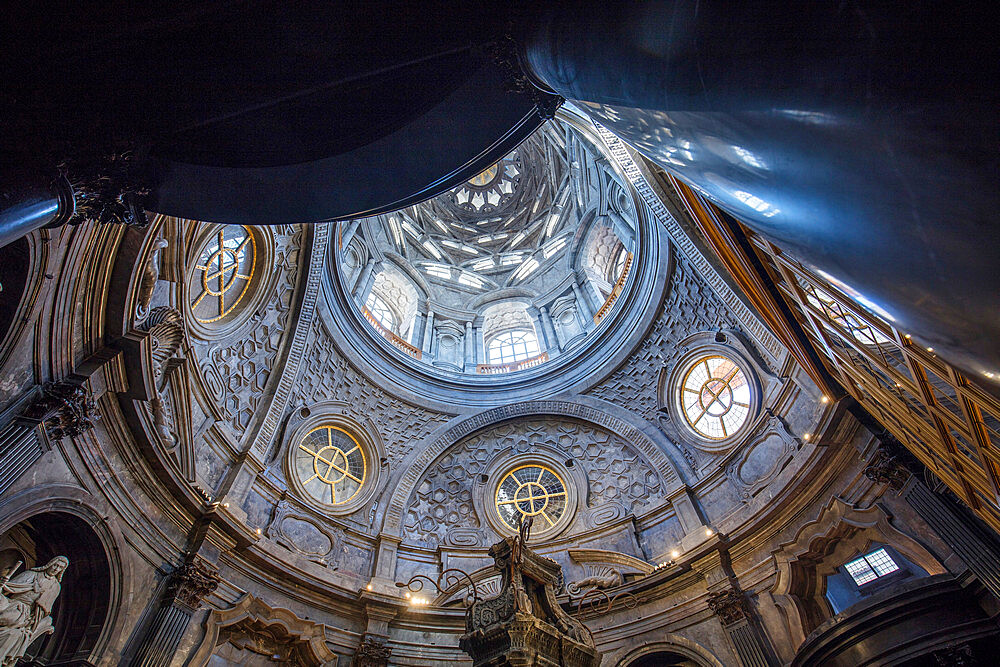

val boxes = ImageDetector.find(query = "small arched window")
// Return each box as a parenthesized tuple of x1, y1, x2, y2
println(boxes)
(365, 292, 396, 332)
(487, 330, 540, 365)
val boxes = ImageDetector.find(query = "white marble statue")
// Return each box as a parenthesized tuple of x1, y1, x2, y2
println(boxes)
(0, 556, 69, 666)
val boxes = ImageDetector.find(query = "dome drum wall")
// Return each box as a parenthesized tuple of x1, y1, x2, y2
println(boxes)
(323, 108, 673, 409)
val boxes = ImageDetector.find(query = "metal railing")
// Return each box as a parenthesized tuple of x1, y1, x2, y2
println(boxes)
(593, 253, 633, 325)
(361, 306, 422, 359)
(477, 352, 549, 375)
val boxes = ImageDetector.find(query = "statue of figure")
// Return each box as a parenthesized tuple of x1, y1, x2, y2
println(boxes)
(0, 557, 69, 665)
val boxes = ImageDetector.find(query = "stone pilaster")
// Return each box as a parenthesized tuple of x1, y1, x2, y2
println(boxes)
(127, 559, 221, 667)
(706, 589, 775, 667)
(866, 440, 1000, 600)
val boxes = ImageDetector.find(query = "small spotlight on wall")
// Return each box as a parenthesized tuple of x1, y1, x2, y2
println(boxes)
(670, 550, 680, 559)
(705, 527, 714, 537)
(821, 395, 829, 403)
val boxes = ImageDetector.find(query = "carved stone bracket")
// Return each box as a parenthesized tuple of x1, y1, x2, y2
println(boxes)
(25, 381, 99, 440)
(707, 589, 749, 627)
(167, 559, 221, 609)
(354, 634, 391, 667)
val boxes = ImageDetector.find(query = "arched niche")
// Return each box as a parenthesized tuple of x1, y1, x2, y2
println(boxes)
(612, 636, 723, 667)
(769, 497, 945, 651)
(0, 511, 113, 664)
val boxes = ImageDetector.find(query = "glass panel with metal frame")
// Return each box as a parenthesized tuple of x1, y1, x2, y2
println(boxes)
(487, 330, 540, 365)
(190, 225, 257, 324)
(294, 426, 366, 505)
(679, 355, 752, 440)
(495, 464, 567, 531)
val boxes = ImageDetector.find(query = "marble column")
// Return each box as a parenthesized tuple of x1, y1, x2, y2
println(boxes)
(353, 259, 379, 302)
(421, 310, 435, 355)
(464, 321, 474, 371)
(127, 559, 220, 667)
(706, 589, 777, 667)
(538, 307, 561, 354)
(864, 442, 1000, 601)
(571, 280, 595, 325)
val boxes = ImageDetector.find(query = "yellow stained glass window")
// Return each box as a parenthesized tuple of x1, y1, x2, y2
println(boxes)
(295, 426, 366, 505)
(678, 355, 752, 440)
(495, 464, 567, 531)
(191, 225, 256, 324)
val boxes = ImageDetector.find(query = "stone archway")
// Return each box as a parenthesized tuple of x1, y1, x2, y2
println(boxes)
(612, 636, 723, 667)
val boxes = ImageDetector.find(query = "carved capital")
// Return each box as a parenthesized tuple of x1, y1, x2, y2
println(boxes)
(167, 560, 221, 608)
(26, 381, 99, 440)
(489, 34, 564, 120)
(863, 439, 918, 491)
(354, 634, 391, 667)
(63, 153, 149, 228)
(934, 642, 976, 666)
(706, 589, 749, 626)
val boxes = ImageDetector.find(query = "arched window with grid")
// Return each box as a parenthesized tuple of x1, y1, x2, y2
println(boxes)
(487, 329, 540, 365)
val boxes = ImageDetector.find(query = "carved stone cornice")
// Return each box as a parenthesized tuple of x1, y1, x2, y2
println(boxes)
(25, 381, 99, 440)
(166, 559, 221, 609)
(354, 634, 392, 667)
(706, 589, 749, 627)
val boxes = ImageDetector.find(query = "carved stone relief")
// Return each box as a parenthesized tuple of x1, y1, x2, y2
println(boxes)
(402, 418, 664, 547)
(264, 495, 343, 568)
(194, 226, 302, 437)
(722, 415, 802, 502)
(586, 256, 744, 427)
(288, 320, 451, 468)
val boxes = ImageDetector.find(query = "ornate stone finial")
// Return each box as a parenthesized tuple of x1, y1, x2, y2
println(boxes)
(354, 634, 392, 667)
(166, 559, 221, 609)
(27, 381, 99, 440)
(706, 589, 749, 627)
(0, 556, 69, 665)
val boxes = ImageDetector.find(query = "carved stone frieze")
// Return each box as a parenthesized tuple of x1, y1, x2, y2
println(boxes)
(706, 589, 749, 627)
(166, 559, 221, 609)
(194, 225, 302, 437)
(290, 320, 451, 468)
(402, 418, 663, 547)
(565, 565, 623, 596)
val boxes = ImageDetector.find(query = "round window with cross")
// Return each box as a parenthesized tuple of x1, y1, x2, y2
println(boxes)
(294, 425, 367, 506)
(494, 464, 568, 531)
(677, 354, 752, 440)
(190, 225, 257, 324)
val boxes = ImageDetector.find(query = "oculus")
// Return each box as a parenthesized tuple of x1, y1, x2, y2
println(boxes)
(190, 225, 257, 324)
(495, 464, 568, 531)
(294, 425, 367, 506)
(677, 354, 752, 440)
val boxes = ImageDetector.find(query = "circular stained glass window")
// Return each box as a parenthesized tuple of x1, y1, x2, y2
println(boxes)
(678, 355, 752, 440)
(294, 425, 367, 505)
(495, 464, 567, 531)
(190, 225, 257, 324)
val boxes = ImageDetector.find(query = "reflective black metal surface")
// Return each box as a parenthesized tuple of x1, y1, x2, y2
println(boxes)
(522, 1, 1000, 379)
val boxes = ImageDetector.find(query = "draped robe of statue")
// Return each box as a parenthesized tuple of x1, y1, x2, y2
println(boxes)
(0, 557, 69, 666)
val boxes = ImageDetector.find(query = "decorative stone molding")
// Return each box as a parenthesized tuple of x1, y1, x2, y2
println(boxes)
(385, 400, 679, 535)
(568, 549, 655, 575)
(137, 307, 184, 384)
(354, 634, 391, 667)
(167, 559, 221, 609)
(188, 593, 336, 667)
(862, 439, 919, 491)
(264, 494, 342, 567)
(770, 497, 945, 648)
(707, 589, 749, 627)
(722, 414, 802, 502)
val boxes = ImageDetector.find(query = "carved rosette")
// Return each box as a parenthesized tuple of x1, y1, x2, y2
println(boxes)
(707, 589, 749, 627)
(354, 634, 392, 667)
(26, 381, 99, 440)
(167, 560, 221, 609)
